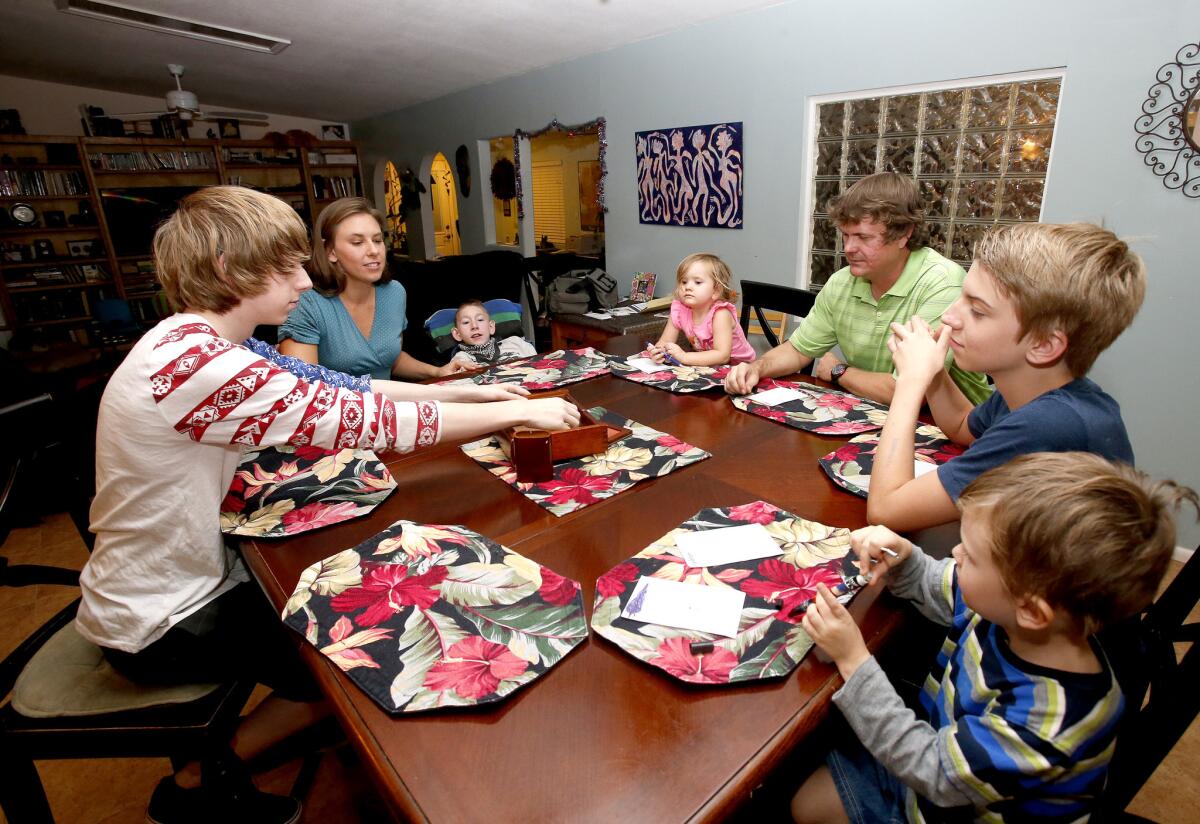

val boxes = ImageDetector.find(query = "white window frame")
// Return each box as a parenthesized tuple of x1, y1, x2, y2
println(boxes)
(795, 67, 1067, 290)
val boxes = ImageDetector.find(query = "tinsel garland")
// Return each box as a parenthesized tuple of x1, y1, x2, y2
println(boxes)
(513, 117, 607, 220)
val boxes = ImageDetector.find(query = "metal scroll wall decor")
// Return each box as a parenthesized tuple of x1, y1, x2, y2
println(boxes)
(512, 117, 607, 219)
(1134, 41, 1200, 199)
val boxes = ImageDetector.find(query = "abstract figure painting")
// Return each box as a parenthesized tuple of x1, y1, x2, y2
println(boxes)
(635, 121, 743, 228)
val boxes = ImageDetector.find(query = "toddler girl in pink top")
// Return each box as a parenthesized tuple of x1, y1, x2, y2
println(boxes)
(645, 253, 756, 366)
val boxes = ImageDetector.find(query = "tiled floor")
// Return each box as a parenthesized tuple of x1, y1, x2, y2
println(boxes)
(1, 513, 1196, 822)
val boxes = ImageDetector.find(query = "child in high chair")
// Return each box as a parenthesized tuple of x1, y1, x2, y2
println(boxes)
(449, 299, 537, 369)
(791, 451, 1197, 824)
(644, 253, 756, 367)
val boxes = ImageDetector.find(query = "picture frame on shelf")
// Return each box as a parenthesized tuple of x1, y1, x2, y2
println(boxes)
(67, 239, 95, 258)
(80, 264, 105, 283)
(32, 239, 56, 260)
(217, 118, 241, 140)
(2, 243, 29, 263)
(44, 210, 68, 228)
(320, 124, 347, 141)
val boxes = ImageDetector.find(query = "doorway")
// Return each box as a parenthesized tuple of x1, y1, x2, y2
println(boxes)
(429, 152, 461, 258)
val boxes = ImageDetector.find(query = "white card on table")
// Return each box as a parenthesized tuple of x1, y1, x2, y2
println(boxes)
(584, 311, 612, 319)
(675, 523, 783, 568)
(746, 386, 806, 406)
(610, 306, 638, 316)
(620, 576, 745, 637)
(625, 356, 663, 373)
(846, 459, 938, 491)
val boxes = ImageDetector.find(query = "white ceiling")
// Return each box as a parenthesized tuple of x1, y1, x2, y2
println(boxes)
(0, 0, 786, 122)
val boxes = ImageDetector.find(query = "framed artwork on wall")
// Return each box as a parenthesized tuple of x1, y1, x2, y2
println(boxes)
(635, 121, 743, 229)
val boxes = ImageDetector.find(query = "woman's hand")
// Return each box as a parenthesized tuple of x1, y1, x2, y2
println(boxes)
(436, 360, 471, 377)
(801, 584, 870, 680)
(848, 525, 912, 588)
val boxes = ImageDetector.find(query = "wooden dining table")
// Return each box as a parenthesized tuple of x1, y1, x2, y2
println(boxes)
(241, 338, 950, 823)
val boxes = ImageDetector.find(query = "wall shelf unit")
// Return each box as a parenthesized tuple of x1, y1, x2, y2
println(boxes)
(1, 134, 362, 346)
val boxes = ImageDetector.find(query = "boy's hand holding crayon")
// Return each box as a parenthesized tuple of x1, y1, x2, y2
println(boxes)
(848, 525, 913, 588)
(801, 584, 871, 681)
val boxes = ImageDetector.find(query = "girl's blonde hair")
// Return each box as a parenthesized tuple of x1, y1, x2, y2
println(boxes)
(310, 197, 387, 296)
(676, 253, 735, 302)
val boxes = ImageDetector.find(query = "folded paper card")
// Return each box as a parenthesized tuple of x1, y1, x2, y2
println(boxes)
(731, 378, 888, 435)
(446, 347, 611, 390)
(674, 523, 784, 568)
(745, 386, 806, 406)
(592, 502, 856, 685)
(818, 425, 965, 498)
(281, 520, 588, 714)
(462, 406, 711, 517)
(220, 445, 396, 538)
(621, 576, 746, 637)
(608, 356, 731, 394)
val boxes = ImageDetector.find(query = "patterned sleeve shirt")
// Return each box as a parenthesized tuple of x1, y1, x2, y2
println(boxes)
(78, 315, 440, 653)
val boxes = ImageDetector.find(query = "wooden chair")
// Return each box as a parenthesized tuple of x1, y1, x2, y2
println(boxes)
(738, 280, 818, 349)
(0, 381, 257, 823)
(1095, 545, 1200, 820)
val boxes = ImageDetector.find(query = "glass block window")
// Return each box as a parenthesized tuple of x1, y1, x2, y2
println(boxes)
(806, 77, 1060, 288)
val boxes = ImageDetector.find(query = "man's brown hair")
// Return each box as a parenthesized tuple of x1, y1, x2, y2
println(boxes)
(154, 186, 309, 314)
(972, 223, 1146, 376)
(958, 452, 1197, 634)
(310, 196, 387, 295)
(827, 172, 924, 249)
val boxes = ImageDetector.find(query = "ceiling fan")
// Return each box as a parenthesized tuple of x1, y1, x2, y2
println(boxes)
(108, 64, 269, 124)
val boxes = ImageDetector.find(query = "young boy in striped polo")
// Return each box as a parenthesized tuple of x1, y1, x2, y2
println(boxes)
(791, 451, 1196, 823)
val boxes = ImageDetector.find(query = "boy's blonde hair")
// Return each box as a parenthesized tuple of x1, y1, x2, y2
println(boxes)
(676, 253, 735, 302)
(958, 452, 1197, 635)
(455, 299, 489, 324)
(154, 186, 309, 313)
(973, 223, 1146, 376)
(310, 197, 387, 296)
(827, 172, 924, 250)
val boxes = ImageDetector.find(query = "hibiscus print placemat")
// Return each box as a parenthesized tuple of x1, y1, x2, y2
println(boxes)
(461, 406, 711, 517)
(608, 356, 731, 393)
(730, 379, 888, 436)
(220, 445, 396, 538)
(448, 347, 611, 390)
(591, 502, 857, 685)
(818, 424, 964, 498)
(281, 520, 588, 713)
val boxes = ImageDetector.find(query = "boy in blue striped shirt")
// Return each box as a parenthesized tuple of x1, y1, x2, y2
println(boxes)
(791, 452, 1197, 823)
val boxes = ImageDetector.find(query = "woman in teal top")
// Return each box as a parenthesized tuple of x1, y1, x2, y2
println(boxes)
(278, 197, 462, 380)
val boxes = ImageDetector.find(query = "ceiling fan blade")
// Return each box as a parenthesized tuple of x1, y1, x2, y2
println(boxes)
(107, 110, 170, 118)
(203, 110, 270, 122)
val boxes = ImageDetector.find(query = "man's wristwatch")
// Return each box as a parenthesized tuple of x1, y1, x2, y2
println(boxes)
(830, 362, 849, 387)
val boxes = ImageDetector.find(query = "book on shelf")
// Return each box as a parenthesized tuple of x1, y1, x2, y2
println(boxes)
(0, 168, 88, 197)
(321, 153, 358, 164)
(90, 150, 216, 172)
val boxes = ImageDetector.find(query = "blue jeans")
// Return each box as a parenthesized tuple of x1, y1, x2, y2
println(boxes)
(826, 735, 910, 824)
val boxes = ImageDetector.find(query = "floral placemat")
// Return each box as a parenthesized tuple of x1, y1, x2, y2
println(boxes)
(730, 378, 888, 436)
(448, 347, 612, 390)
(591, 502, 857, 684)
(281, 520, 588, 714)
(461, 406, 711, 517)
(608, 357, 731, 393)
(220, 445, 396, 537)
(818, 424, 964, 499)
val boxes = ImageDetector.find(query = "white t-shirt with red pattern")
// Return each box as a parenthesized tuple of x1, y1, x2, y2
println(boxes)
(77, 314, 441, 652)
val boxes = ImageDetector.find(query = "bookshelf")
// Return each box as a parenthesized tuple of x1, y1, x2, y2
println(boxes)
(0, 135, 112, 342)
(0, 134, 362, 348)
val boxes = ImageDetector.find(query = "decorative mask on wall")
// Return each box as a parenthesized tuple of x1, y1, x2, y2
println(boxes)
(1134, 41, 1200, 199)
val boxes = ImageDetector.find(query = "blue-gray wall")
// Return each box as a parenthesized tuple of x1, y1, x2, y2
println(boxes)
(355, 0, 1200, 547)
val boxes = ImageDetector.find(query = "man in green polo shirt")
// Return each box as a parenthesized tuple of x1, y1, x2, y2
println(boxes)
(724, 173, 991, 405)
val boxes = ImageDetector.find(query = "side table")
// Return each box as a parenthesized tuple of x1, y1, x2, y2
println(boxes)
(550, 309, 669, 350)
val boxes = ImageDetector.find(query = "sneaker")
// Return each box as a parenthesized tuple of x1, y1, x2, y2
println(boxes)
(145, 775, 302, 824)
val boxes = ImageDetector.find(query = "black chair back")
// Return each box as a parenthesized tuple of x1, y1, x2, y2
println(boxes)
(738, 280, 817, 348)
(1096, 546, 1200, 819)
